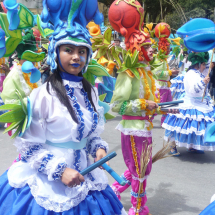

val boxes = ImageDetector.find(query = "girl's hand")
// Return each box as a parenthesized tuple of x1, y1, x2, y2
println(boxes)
(95, 148, 109, 168)
(61, 168, 85, 187)
(203, 76, 210, 84)
(146, 100, 159, 110)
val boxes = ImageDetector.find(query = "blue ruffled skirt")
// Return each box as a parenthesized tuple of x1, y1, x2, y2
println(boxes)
(170, 74, 185, 100)
(200, 201, 215, 215)
(163, 108, 215, 151)
(0, 171, 124, 215)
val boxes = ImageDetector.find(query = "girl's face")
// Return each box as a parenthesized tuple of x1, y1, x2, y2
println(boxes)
(200, 62, 206, 73)
(59, 44, 87, 76)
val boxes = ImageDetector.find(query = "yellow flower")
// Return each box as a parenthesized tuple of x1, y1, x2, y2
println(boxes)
(144, 27, 149, 33)
(98, 56, 108, 66)
(150, 38, 156, 44)
(158, 24, 165, 33)
(146, 23, 153, 31)
(87, 21, 101, 36)
(171, 37, 181, 46)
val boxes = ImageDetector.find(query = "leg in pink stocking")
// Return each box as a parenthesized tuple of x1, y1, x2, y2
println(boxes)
(121, 134, 152, 215)
(112, 169, 132, 200)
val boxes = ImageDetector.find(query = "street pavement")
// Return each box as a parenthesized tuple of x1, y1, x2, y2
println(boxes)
(1, 115, 215, 214)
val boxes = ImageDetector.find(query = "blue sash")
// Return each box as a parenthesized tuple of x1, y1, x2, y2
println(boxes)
(45, 138, 87, 150)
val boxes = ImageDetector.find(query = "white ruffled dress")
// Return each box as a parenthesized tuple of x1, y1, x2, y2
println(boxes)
(0, 79, 126, 215)
(163, 69, 215, 150)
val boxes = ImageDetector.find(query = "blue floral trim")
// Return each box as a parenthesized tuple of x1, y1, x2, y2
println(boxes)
(201, 80, 206, 87)
(52, 162, 68, 180)
(80, 88, 98, 137)
(86, 137, 101, 153)
(38, 154, 54, 173)
(21, 145, 43, 162)
(194, 84, 200, 93)
(65, 84, 85, 141)
(74, 150, 81, 172)
(91, 144, 107, 158)
(197, 83, 203, 90)
(131, 190, 146, 198)
(121, 174, 131, 185)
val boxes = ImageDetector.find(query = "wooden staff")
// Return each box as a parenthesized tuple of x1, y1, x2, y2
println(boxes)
(202, 48, 215, 102)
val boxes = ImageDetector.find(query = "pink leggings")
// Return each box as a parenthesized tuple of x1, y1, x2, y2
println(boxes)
(112, 134, 152, 215)
(159, 88, 172, 126)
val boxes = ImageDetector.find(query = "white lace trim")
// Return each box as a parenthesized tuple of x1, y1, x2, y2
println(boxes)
(116, 123, 152, 137)
(17, 64, 31, 96)
(167, 112, 215, 122)
(110, 101, 120, 110)
(132, 174, 149, 183)
(63, 80, 83, 89)
(131, 100, 140, 114)
(139, 74, 144, 99)
(170, 88, 185, 92)
(171, 80, 184, 84)
(164, 136, 215, 151)
(9, 176, 108, 212)
(163, 123, 206, 135)
(111, 185, 121, 197)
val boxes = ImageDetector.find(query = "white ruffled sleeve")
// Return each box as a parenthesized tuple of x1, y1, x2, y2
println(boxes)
(14, 85, 68, 181)
(86, 87, 109, 158)
(184, 70, 206, 97)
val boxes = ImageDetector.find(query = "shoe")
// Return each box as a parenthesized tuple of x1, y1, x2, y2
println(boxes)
(169, 147, 180, 156)
(187, 148, 204, 154)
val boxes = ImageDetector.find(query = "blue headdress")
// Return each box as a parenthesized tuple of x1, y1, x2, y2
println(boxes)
(41, 0, 103, 72)
(177, 18, 215, 52)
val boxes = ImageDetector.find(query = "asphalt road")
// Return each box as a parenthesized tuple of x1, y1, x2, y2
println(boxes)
(0, 115, 215, 215)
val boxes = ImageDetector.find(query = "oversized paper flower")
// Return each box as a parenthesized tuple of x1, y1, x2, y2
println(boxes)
(0, 90, 32, 138)
(117, 49, 147, 79)
(22, 61, 41, 83)
(83, 59, 110, 86)
(3, 0, 20, 30)
(92, 27, 122, 67)
(171, 37, 181, 46)
(146, 23, 153, 31)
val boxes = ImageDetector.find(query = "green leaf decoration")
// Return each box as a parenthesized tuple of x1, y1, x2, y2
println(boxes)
(110, 46, 121, 67)
(37, 15, 46, 38)
(44, 28, 54, 37)
(21, 51, 46, 62)
(135, 63, 147, 68)
(105, 112, 115, 120)
(0, 104, 20, 111)
(87, 64, 110, 77)
(131, 50, 139, 66)
(4, 37, 22, 57)
(0, 13, 22, 39)
(18, 4, 34, 30)
(16, 90, 27, 114)
(0, 108, 25, 123)
(22, 115, 28, 134)
(103, 28, 112, 44)
(95, 48, 107, 59)
(3, 120, 23, 134)
(180, 54, 184, 62)
(125, 54, 132, 68)
(129, 68, 140, 79)
(83, 72, 95, 86)
(0, 13, 22, 57)
(42, 44, 49, 51)
(117, 64, 127, 73)
(11, 123, 23, 139)
(99, 94, 107, 102)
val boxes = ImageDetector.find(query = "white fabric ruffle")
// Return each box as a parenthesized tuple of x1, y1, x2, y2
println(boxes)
(116, 123, 152, 137)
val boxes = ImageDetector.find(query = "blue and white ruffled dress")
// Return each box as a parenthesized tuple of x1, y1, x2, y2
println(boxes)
(163, 69, 215, 151)
(0, 79, 127, 215)
(170, 73, 185, 100)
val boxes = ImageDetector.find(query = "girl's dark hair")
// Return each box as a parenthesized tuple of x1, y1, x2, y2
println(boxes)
(187, 63, 199, 72)
(46, 68, 97, 124)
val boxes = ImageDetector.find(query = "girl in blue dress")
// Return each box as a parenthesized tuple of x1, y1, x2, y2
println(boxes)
(163, 52, 215, 154)
(0, 0, 127, 214)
